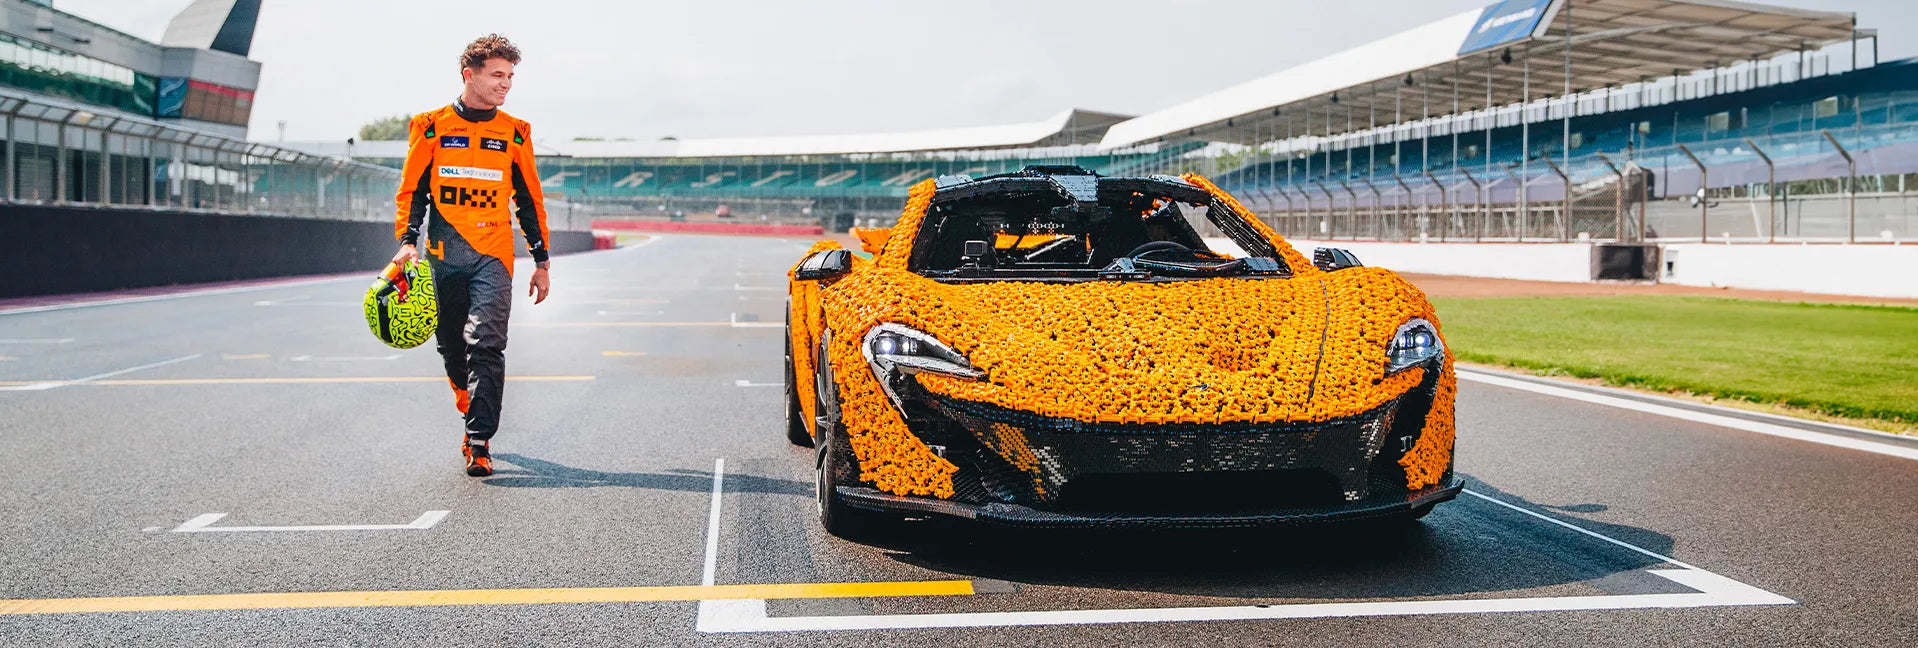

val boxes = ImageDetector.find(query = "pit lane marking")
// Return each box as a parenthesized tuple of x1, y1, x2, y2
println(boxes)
(615, 235, 663, 251)
(693, 488, 1795, 633)
(0, 354, 201, 391)
(170, 511, 450, 533)
(0, 581, 975, 616)
(1457, 368, 1918, 461)
(0, 275, 363, 316)
(702, 458, 726, 586)
(695, 569, 1788, 632)
(0, 457, 973, 617)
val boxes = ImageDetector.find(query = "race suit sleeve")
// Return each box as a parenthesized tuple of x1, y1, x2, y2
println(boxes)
(393, 114, 436, 245)
(509, 121, 552, 263)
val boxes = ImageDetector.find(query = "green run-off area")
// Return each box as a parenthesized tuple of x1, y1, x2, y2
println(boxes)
(1431, 296, 1918, 425)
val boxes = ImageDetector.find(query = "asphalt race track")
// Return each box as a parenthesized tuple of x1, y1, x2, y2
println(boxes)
(1, 234, 1914, 646)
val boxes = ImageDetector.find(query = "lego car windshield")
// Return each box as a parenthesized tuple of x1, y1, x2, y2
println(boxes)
(904, 170, 1290, 281)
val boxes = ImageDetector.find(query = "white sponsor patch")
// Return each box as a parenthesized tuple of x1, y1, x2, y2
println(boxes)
(438, 165, 503, 181)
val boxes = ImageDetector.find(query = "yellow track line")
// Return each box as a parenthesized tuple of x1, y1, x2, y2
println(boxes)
(0, 580, 974, 615)
(0, 376, 595, 387)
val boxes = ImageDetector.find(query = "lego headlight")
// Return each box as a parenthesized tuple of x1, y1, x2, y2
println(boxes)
(1386, 318, 1444, 374)
(863, 323, 982, 413)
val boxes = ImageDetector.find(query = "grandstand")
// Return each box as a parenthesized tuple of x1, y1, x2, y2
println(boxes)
(1207, 57, 1918, 243)
(305, 0, 1913, 243)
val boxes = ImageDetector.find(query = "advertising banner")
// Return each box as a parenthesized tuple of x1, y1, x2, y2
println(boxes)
(1458, 0, 1558, 55)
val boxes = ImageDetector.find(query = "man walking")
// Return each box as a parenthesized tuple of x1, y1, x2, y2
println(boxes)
(391, 34, 551, 476)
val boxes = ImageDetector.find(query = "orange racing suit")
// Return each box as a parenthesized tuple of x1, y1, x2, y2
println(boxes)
(393, 98, 549, 440)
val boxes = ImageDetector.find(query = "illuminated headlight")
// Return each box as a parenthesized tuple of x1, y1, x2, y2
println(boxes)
(1385, 318, 1444, 374)
(863, 323, 983, 413)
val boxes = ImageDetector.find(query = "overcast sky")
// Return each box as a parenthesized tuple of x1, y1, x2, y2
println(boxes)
(52, 0, 1918, 144)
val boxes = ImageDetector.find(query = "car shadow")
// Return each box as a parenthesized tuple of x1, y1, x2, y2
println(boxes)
(862, 474, 1678, 601)
(482, 453, 811, 496)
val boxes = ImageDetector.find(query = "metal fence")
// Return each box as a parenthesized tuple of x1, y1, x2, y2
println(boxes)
(0, 88, 591, 232)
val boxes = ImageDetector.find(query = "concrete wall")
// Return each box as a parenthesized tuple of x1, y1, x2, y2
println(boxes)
(1, 204, 592, 298)
(1205, 235, 1918, 299)
(1253, 238, 1599, 284)
(1659, 243, 1917, 299)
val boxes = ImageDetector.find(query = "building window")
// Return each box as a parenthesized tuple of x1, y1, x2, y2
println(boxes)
(0, 32, 157, 116)
(159, 78, 254, 127)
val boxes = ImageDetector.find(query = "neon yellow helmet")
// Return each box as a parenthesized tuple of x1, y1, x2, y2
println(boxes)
(364, 260, 438, 349)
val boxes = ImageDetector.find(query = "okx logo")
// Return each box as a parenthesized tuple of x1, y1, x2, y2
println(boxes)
(438, 186, 499, 209)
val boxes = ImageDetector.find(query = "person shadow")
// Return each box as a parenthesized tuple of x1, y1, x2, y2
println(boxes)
(482, 453, 811, 497)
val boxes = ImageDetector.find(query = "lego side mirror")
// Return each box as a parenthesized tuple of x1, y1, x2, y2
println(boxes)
(1312, 247, 1363, 272)
(794, 249, 853, 281)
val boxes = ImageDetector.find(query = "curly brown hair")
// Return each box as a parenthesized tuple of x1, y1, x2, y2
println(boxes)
(460, 34, 521, 70)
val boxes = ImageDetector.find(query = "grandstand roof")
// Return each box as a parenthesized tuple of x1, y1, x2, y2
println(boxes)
(1098, 0, 1862, 150)
(554, 108, 1132, 159)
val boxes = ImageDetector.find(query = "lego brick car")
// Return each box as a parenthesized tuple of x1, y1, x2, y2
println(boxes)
(785, 166, 1459, 537)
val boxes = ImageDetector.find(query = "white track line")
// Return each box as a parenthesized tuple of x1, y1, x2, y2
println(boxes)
(695, 473, 1794, 633)
(0, 354, 201, 391)
(1462, 490, 1698, 570)
(701, 458, 726, 587)
(696, 569, 1790, 633)
(1456, 369, 1918, 462)
(0, 338, 75, 344)
(171, 510, 449, 533)
(0, 277, 362, 316)
(695, 489, 1793, 633)
(617, 236, 664, 251)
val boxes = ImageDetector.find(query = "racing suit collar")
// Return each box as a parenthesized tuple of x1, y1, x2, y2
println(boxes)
(452, 97, 498, 123)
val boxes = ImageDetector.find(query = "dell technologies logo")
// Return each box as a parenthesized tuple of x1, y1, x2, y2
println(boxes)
(1479, 7, 1540, 34)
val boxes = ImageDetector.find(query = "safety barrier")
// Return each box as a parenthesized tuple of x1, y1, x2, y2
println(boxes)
(3, 203, 594, 298)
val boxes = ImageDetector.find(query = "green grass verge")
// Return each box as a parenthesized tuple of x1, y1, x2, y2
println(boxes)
(1431, 296, 1918, 426)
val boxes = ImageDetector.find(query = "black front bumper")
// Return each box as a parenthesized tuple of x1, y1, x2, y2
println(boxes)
(846, 363, 1453, 529)
(837, 476, 1462, 529)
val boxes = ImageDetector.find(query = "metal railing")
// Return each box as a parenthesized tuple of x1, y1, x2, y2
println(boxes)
(0, 88, 591, 232)
(1206, 126, 1918, 244)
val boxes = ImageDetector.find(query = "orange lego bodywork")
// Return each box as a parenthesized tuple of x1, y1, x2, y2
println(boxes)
(789, 175, 1456, 499)
(851, 227, 892, 255)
